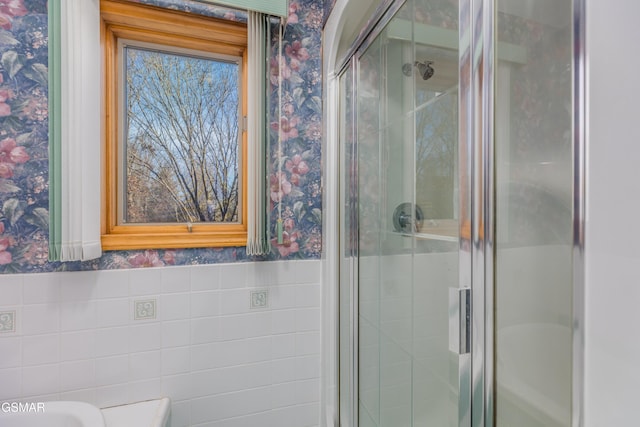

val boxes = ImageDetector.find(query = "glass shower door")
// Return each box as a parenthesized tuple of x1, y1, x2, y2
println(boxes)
(337, 1, 577, 425)
(350, 1, 464, 425)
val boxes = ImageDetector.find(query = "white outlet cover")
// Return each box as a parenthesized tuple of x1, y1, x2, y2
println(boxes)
(134, 299, 157, 320)
(250, 290, 268, 309)
(0, 311, 16, 333)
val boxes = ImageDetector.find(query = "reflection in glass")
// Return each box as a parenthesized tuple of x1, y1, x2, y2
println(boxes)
(495, 1, 573, 426)
(416, 90, 457, 232)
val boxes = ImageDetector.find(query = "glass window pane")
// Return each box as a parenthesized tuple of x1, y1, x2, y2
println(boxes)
(123, 45, 241, 224)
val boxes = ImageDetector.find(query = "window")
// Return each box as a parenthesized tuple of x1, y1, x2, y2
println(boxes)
(101, 0, 248, 250)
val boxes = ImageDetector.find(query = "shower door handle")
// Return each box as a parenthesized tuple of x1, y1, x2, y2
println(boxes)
(449, 287, 471, 354)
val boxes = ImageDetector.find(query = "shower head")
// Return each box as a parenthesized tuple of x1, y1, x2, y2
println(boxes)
(402, 60, 435, 81)
(416, 61, 435, 80)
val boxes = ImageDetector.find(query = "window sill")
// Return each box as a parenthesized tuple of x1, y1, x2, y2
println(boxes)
(101, 229, 247, 251)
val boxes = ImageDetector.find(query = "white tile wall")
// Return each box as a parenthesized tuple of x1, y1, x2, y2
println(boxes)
(0, 260, 321, 427)
(586, 2, 640, 425)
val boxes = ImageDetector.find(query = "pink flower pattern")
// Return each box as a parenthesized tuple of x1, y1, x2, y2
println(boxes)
(0, 0, 27, 30)
(0, 244, 12, 264)
(285, 154, 310, 185)
(270, 56, 292, 86)
(285, 40, 310, 71)
(271, 116, 300, 141)
(272, 230, 301, 257)
(129, 250, 165, 268)
(287, 1, 300, 24)
(0, 223, 12, 265)
(270, 171, 292, 203)
(0, 89, 12, 117)
(0, 138, 30, 178)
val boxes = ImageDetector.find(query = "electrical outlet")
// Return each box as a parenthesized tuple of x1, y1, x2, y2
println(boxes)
(134, 299, 157, 320)
(0, 311, 16, 333)
(250, 289, 268, 309)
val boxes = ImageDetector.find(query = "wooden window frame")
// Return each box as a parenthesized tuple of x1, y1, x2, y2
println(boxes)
(101, 0, 248, 250)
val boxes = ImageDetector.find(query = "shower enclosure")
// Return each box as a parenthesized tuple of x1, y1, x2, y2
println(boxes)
(331, 0, 580, 426)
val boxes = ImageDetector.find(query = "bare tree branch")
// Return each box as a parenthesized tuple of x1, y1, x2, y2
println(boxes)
(124, 47, 240, 223)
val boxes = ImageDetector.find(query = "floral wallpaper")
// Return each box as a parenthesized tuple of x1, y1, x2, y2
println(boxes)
(0, 0, 323, 274)
(0, 0, 49, 273)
